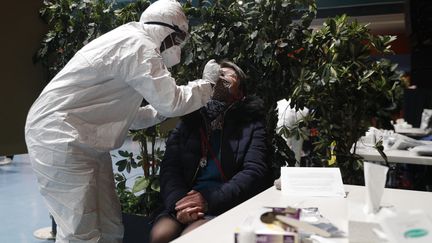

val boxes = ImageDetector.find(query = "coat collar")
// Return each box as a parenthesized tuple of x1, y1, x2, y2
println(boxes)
(182, 96, 266, 127)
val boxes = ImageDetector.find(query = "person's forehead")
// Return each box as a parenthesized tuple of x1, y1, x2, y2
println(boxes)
(221, 67, 236, 75)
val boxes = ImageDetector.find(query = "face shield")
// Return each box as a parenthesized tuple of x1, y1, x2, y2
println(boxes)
(144, 21, 190, 49)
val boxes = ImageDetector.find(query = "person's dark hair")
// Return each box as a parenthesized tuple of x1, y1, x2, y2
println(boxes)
(220, 60, 247, 96)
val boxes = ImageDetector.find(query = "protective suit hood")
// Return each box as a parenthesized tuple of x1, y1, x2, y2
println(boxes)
(140, 0, 188, 48)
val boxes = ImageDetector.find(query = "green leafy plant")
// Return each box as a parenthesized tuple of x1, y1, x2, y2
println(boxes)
(114, 127, 166, 216)
(34, 0, 149, 80)
(287, 15, 403, 184)
(35, 0, 114, 80)
(177, 0, 316, 107)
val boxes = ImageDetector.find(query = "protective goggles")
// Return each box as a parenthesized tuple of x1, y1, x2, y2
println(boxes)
(144, 21, 190, 48)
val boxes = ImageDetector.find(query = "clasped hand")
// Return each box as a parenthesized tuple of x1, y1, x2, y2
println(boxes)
(175, 190, 207, 224)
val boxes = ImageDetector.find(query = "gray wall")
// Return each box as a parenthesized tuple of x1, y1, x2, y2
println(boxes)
(0, 1, 46, 155)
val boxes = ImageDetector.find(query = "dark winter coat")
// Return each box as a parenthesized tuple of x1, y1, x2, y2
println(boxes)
(160, 96, 272, 217)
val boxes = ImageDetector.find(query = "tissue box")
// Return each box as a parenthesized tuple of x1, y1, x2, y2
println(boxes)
(234, 207, 299, 243)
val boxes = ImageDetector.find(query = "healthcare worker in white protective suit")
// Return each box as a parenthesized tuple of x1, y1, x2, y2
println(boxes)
(24, 0, 221, 242)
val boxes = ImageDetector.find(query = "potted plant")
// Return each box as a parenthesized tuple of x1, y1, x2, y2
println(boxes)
(286, 15, 403, 184)
(113, 126, 166, 243)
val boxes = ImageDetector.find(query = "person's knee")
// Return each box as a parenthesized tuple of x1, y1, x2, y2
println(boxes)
(150, 227, 178, 243)
(150, 230, 173, 243)
(150, 216, 182, 243)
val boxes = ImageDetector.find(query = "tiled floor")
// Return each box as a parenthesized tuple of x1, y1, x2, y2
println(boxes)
(0, 137, 147, 243)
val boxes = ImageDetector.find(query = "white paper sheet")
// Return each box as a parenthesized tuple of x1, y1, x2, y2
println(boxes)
(280, 167, 345, 197)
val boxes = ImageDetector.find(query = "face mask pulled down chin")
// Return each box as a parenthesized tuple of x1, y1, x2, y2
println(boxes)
(161, 45, 181, 68)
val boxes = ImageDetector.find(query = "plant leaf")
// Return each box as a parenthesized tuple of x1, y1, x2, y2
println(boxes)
(118, 150, 129, 157)
(150, 179, 160, 192)
(116, 159, 127, 172)
(132, 177, 150, 193)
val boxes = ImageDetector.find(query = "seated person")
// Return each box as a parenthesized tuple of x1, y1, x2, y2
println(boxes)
(150, 61, 271, 243)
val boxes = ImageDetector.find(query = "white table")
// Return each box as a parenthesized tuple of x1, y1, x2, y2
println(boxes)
(347, 185, 432, 221)
(355, 148, 432, 166)
(348, 185, 432, 242)
(172, 185, 432, 243)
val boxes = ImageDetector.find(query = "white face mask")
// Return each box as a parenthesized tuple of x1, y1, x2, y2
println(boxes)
(161, 45, 181, 68)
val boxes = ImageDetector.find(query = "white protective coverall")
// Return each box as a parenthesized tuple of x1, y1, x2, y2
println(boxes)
(24, 0, 215, 242)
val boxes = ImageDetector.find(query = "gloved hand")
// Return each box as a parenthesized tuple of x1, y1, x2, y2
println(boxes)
(202, 59, 220, 85)
(211, 76, 232, 102)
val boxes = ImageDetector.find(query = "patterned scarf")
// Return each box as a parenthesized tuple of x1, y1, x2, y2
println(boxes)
(200, 100, 227, 131)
